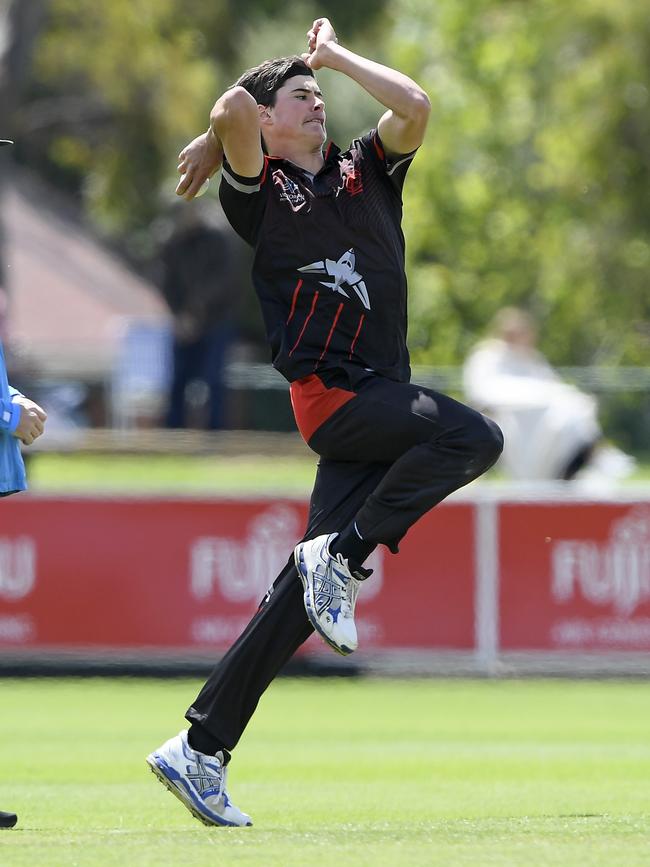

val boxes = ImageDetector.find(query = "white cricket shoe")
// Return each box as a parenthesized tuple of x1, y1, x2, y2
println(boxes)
(146, 730, 252, 827)
(294, 532, 366, 656)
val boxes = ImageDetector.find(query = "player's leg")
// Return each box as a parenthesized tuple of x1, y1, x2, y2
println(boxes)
(147, 457, 388, 825)
(185, 457, 387, 742)
(201, 323, 233, 430)
(293, 376, 503, 653)
(309, 376, 503, 552)
(165, 338, 200, 428)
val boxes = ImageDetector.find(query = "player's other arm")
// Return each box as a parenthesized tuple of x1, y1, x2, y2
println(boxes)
(176, 87, 264, 200)
(210, 87, 265, 178)
(304, 18, 430, 156)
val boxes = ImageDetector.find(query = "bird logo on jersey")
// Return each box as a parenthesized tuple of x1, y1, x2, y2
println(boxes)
(298, 248, 371, 310)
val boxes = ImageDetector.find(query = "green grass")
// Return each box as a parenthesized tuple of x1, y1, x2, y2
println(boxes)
(1, 678, 649, 866)
(27, 453, 318, 495)
(25, 452, 650, 494)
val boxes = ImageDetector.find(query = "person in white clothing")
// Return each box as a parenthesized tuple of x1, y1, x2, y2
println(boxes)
(463, 307, 634, 482)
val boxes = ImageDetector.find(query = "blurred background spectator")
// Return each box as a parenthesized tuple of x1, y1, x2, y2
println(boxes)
(463, 308, 636, 482)
(157, 204, 237, 430)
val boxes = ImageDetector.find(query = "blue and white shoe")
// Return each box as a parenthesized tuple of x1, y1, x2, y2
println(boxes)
(146, 730, 252, 827)
(294, 533, 365, 656)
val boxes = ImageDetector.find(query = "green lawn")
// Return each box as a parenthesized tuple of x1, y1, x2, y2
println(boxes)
(27, 453, 319, 495)
(25, 452, 650, 495)
(1, 678, 649, 866)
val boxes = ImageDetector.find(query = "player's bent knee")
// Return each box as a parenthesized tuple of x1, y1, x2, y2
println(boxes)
(472, 416, 504, 473)
(448, 414, 504, 480)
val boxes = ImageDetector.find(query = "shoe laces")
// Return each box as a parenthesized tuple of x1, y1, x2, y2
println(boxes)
(340, 573, 361, 619)
(332, 554, 369, 618)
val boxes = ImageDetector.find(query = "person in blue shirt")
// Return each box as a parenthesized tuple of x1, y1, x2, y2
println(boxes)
(0, 331, 46, 832)
(0, 339, 47, 497)
(0, 140, 47, 498)
(0, 138, 47, 830)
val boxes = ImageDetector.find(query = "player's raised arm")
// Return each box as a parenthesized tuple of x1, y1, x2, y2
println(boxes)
(303, 17, 430, 156)
(176, 86, 264, 200)
(210, 87, 265, 178)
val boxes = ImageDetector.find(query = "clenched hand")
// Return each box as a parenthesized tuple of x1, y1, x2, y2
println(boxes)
(12, 396, 47, 446)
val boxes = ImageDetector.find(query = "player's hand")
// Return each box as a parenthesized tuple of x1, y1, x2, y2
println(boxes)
(12, 397, 47, 446)
(303, 18, 338, 70)
(176, 130, 223, 200)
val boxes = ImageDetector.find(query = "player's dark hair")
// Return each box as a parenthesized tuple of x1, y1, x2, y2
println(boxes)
(233, 56, 314, 107)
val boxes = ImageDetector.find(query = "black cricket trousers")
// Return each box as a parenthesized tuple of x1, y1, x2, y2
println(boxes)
(186, 374, 503, 750)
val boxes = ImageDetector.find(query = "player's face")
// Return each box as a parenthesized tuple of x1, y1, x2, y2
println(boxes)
(266, 75, 327, 147)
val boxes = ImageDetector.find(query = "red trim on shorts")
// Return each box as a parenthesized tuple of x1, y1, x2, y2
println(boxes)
(316, 302, 344, 365)
(373, 134, 385, 161)
(289, 291, 319, 356)
(286, 279, 303, 324)
(290, 374, 356, 443)
(348, 313, 365, 358)
(261, 156, 270, 184)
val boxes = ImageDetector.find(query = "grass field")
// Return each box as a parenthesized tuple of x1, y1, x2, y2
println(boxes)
(1, 677, 649, 866)
(27, 453, 319, 494)
(26, 452, 650, 494)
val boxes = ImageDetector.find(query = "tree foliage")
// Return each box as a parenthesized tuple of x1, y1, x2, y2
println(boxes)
(389, 0, 650, 365)
(29, 0, 227, 248)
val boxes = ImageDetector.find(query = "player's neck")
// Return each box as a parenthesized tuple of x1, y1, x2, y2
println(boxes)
(267, 141, 325, 175)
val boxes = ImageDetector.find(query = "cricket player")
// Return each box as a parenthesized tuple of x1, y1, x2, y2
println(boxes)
(147, 18, 503, 827)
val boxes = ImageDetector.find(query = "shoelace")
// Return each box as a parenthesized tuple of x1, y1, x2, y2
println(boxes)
(340, 574, 361, 618)
(332, 554, 366, 619)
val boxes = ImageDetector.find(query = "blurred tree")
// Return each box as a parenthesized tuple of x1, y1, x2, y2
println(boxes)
(388, 0, 650, 367)
(22, 0, 227, 256)
(0, 0, 46, 288)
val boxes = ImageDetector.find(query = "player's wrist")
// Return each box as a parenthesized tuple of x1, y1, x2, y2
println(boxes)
(206, 126, 223, 155)
(319, 41, 353, 73)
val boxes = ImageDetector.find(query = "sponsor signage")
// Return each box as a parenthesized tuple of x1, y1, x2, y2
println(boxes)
(2, 494, 649, 658)
(0, 496, 475, 654)
(499, 502, 650, 650)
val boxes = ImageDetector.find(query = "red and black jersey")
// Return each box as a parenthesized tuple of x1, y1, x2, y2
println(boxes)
(219, 129, 416, 385)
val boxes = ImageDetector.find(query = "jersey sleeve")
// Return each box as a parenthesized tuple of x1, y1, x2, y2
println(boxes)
(218, 157, 270, 247)
(0, 395, 20, 433)
(359, 129, 418, 197)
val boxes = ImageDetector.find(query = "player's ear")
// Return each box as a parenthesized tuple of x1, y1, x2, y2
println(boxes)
(258, 104, 272, 128)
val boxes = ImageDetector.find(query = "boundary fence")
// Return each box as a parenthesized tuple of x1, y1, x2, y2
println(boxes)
(1, 485, 649, 676)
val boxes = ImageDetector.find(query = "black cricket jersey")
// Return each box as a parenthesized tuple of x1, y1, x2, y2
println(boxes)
(219, 129, 416, 386)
